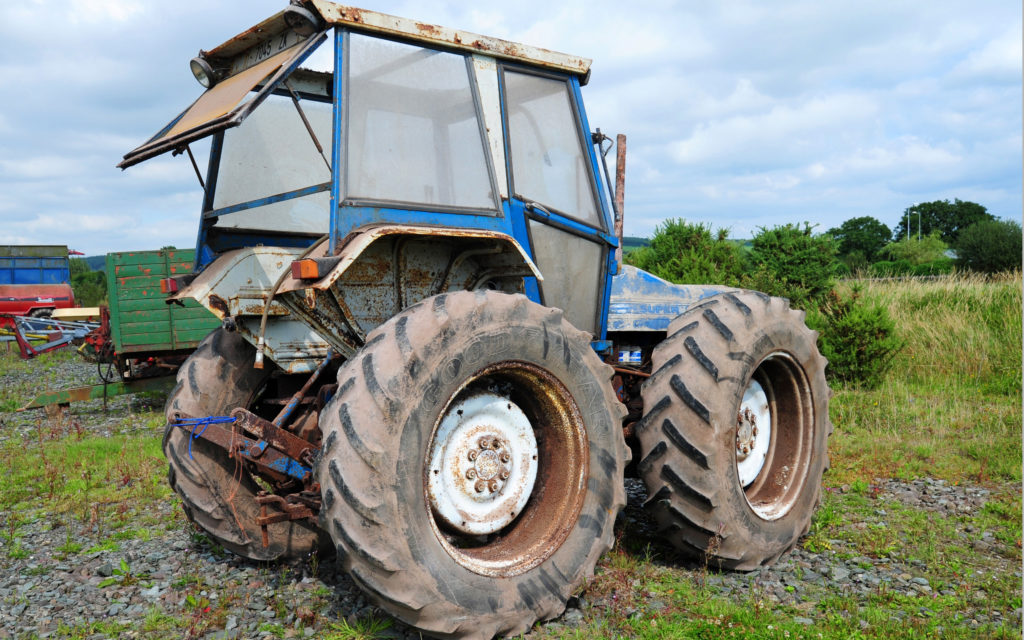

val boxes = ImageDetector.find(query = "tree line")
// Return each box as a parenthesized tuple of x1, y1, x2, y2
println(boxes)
(828, 199, 1021, 275)
(623, 198, 1020, 388)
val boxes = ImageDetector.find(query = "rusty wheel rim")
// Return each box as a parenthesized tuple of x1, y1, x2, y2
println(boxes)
(424, 361, 589, 577)
(739, 352, 814, 521)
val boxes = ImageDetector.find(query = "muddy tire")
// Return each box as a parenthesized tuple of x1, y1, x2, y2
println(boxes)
(317, 291, 627, 640)
(636, 291, 831, 570)
(163, 329, 326, 561)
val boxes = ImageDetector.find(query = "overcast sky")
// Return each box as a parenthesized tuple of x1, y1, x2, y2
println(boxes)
(1, 1, 1020, 256)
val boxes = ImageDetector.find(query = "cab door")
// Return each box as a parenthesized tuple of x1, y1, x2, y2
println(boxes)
(502, 69, 615, 337)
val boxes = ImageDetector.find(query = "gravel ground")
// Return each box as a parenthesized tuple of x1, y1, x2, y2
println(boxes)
(0, 353, 1020, 638)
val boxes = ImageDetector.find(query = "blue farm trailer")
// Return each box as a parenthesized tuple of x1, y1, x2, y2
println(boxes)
(120, 3, 831, 638)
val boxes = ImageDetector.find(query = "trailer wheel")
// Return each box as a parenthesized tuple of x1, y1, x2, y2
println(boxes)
(636, 291, 831, 570)
(163, 329, 326, 561)
(317, 291, 627, 640)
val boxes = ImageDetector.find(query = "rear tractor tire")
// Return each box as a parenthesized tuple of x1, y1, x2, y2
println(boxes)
(317, 290, 628, 640)
(637, 291, 831, 570)
(163, 329, 326, 561)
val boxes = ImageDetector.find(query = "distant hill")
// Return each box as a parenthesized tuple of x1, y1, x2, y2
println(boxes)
(622, 236, 650, 253)
(83, 255, 106, 271)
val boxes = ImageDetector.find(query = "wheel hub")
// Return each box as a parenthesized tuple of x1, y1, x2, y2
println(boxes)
(427, 392, 538, 535)
(735, 378, 771, 488)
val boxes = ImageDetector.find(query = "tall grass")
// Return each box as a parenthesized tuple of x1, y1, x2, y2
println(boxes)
(828, 272, 1021, 484)
(856, 271, 1021, 394)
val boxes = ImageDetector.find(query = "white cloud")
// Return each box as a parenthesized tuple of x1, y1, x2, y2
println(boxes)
(0, 156, 88, 180)
(0, 0, 1018, 254)
(950, 27, 1022, 79)
(668, 92, 879, 167)
(66, 0, 143, 25)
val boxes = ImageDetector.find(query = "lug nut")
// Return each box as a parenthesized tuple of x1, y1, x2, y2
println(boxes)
(752, 426, 758, 437)
(488, 480, 498, 492)
(500, 470, 510, 480)
(475, 480, 487, 493)
(468, 450, 478, 461)
(742, 445, 749, 454)
(466, 469, 477, 480)
(500, 452, 510, 463)
(478, 437, 491, 449)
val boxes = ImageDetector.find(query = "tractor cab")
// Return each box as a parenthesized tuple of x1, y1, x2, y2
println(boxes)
(121, 1, 619, 352)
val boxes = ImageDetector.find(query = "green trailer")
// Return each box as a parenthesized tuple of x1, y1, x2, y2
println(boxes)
(21, 249, 220, 410)
(106, 249, 220, 360)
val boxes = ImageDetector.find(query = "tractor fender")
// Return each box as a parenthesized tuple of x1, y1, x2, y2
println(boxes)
(270, 224, 546, 358)
(277, 223, 543, 295)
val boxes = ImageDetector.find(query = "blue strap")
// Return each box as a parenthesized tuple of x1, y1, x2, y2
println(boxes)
(173, 416, 236, 460)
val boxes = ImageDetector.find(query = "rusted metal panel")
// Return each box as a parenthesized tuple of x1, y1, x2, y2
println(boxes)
(308, 1, 591, 78)
(272, 226, 541, 358)
(202, 11, 292, 62)
(169, 414, 312, 483)
(230, 408, 316, 464)
(278, 224, 542, 294)
(170, 247, 330, 373)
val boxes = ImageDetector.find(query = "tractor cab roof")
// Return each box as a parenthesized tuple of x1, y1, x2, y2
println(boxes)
(205, 1, 591, 79)
(119, 1, 591, 169)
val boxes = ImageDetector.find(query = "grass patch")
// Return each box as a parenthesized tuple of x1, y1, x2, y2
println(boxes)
(828, 272, 1021, 485)
(0, 406, 170, 546)
(0, 347, 79, 410)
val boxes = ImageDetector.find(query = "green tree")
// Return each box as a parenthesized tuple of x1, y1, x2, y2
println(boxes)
(744, 223, 838, 307)
(827, 216, 891, 263)
(69, 257, 90, 277)
(71, 271, 107, 306)
(624, 219, 744, 286)
(805, 287, 903, 389)
(880, 232, 949, 264)
(894, 199, 993, 243)
(955, 219, 1023, 273)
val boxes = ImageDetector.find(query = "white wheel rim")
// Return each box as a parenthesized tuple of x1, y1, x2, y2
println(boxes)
(426, 392, 538, 535)
(736, 378, 771, 488)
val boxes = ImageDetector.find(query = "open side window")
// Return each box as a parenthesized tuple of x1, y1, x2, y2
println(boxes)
(118, 31, 328, 169)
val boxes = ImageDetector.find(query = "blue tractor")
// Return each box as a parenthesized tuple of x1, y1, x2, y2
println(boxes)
(121, 3, 831, 638)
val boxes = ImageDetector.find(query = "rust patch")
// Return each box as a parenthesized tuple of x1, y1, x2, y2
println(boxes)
(340, 7, 364, 22)
(208, 294, 230, 318)
(415, 22, 441, 36)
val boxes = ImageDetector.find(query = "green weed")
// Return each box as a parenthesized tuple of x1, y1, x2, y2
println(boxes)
(98, 558, 148, 588)
(322, 614, 394, 640)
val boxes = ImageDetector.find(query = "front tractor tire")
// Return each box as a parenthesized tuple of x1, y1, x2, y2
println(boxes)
(637, 291, 831, 570)
(317, 291, 628, 640)
(163, 329, 325, 561)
